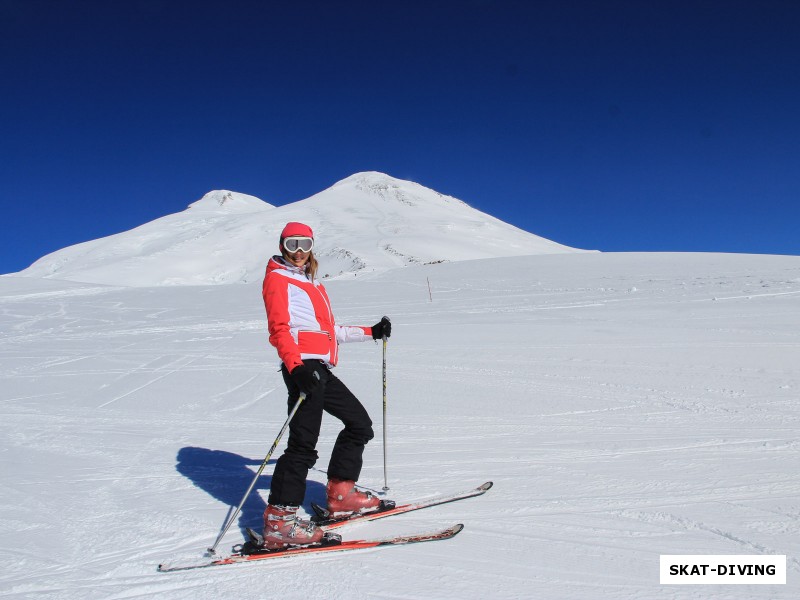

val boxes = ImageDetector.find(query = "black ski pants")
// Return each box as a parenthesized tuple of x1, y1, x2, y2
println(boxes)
(268, 360, 374, 506)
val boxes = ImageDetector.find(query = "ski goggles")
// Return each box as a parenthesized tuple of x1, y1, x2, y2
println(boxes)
(283, 236, 314, 253)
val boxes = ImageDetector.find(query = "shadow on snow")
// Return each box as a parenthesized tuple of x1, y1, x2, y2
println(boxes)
(175, 446, 326, 536)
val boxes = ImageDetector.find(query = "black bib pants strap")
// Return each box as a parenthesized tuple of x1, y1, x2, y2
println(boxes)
(268, 360, 374, 507)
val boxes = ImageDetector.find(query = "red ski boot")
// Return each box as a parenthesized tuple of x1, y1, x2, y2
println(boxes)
(326, 478, 381, 517)
(262, 504, 324, 550)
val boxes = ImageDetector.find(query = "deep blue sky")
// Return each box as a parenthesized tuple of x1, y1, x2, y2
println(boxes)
(2, 0, 799, 274)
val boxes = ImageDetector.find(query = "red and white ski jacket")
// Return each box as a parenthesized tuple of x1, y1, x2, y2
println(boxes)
(262, 256, 373, 372)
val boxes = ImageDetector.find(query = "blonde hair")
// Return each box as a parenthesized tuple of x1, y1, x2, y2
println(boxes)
(307, 253, 319, 282)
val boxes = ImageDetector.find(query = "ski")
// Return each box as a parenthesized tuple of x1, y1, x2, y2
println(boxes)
(313, 481, 493, 530)
(157, 523, 463, 572)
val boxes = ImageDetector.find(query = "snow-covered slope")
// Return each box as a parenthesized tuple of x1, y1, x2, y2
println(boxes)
(17, 190, 276, 286)
(1, 251, 799, 599)
(17, 173, 584, 286)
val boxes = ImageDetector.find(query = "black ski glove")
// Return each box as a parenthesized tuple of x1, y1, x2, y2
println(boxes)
(371, 316, 392, 340)
(291, 364, 321, 395)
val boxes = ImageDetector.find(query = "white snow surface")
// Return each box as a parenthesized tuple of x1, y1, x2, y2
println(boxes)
(2, 251, 799, 599)
(16, 172, 583, 287)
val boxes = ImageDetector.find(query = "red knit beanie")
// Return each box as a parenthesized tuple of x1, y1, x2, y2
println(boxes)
(280, 222, 314, 240)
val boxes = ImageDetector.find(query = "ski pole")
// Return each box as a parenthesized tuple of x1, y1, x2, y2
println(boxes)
(381, 325, 389, 492)
(206, 389, 308, 556)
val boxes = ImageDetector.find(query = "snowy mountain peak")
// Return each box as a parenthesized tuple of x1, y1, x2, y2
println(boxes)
(331, 171, 403, 189)
(18, 172, 587, 286)
(187, 190, 274, 213)
(331, 171, 466, 208)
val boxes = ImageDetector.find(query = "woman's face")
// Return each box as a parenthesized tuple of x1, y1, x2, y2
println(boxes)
(284, 237, 312, 268)
(286, 249, 309, 268)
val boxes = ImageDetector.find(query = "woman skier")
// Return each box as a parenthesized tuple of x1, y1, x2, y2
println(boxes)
(261, 222, 392, 549)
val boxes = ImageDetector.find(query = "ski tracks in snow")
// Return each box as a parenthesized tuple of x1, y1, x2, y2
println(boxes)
(3, 255, 800, 599)
(97, 354, 203, 408)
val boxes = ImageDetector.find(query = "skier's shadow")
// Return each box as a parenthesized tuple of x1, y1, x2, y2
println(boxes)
(175, 446, 326, 536)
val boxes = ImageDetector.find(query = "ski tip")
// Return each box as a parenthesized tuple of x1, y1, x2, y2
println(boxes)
(452, 523, 466, 535)
(479, 481, 493, 491)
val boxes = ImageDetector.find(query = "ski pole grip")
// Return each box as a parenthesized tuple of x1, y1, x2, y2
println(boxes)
(382, 315, 390, 341)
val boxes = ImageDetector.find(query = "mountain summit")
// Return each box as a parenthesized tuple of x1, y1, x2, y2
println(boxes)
(187, 190, 274, 213)
(19, 172, 586, 286)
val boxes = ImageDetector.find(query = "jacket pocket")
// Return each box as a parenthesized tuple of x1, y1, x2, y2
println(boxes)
(297, 330, 331, 355)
